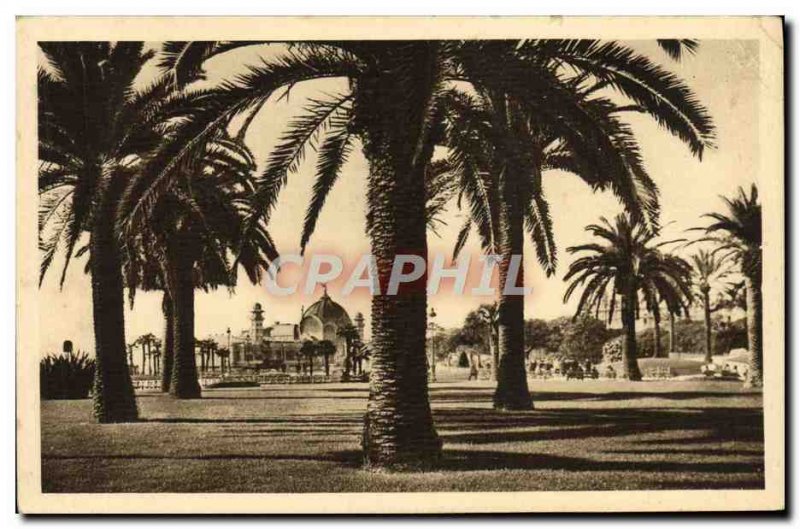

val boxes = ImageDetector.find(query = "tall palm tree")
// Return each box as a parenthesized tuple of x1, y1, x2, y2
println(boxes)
(689, 249, 733, 363)
(127, 39, 713, 465)
(696, 184, 762, 387)
(37, 42, 175, 422)
(121, 130, 272, 398)
(439, 49, 712, 406)
(564, 215, 693, 379)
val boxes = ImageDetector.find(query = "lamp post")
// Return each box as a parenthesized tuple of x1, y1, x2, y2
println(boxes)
(226, 327, 232, 373)
(428, 307, 437, 383)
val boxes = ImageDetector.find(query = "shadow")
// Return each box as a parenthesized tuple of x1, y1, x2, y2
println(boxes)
(433, 407, 764, 444)
(143, 414, 362, 426)
(197, 396, 367, 400)
(606, 448, 764, 457)
(43, 451, 362, 465)
(529, 391, 763, 402)
(438, 449, 765, 476)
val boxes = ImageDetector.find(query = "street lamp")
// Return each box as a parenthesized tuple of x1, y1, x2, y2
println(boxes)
(428, 307, 437, 383)
(226, 327, 232, 372)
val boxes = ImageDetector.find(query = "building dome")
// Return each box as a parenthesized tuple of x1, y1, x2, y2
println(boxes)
(253, 302, 263, 311)
(301, 291, 352, 327)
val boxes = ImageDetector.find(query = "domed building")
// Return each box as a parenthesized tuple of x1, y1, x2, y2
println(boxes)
(218, 288, 365, 372)
(299, 288, 353, 363)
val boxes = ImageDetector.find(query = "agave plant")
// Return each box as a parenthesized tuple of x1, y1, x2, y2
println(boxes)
(40, 352, 96, 400)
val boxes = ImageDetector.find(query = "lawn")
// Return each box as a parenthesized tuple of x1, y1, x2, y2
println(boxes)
(40, 377, 764, 493)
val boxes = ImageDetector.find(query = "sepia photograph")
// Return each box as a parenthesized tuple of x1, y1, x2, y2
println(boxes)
(15, 16, 785, 514)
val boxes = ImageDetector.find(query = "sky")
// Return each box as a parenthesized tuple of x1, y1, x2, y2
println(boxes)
(38, 39, 760, 355)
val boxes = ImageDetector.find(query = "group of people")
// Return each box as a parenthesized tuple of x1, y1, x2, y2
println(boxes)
(529, 359, 609, 380)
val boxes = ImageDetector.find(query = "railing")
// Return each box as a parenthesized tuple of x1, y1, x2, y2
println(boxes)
(133, 372, 344, 391)
(644, 366, 673, 379)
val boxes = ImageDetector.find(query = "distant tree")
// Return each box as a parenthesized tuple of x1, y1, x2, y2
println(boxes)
(477, 303, 500, 381)
(695, 184, 762, 387)
(317, 340, 336, 377)
(689, 249, 733, 363)
(523, 319, 550, 353)
(300, 340, 318, 377)
(564, 215, 692, 380)
(558, 314, 609, 364)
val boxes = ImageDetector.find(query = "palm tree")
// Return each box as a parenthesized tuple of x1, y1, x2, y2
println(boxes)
(300, 340, 318, 377)
(131, 39, 713, 466)
(564, 215, 693, 380)
(317, 340, 337, 377)
(120, 131, 272, 398)
(689, 249, 734, 363)
(337, 324, 361, 378)
(37, 42, 179, 422)
(476, 303, 500, 381)
(696, 184, 762, 387)
(439, 48, 712, 406)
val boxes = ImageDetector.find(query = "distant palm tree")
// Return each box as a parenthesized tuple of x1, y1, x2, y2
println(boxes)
(477, 303, 500, 381)
(696, 184, 762, 387)
(37, 42, 174, 422)
(317, 340, 337, 377)
(564, 215, 693, 379)
(300, 340, 318, 377)
(689, 249, 734, 363)
(337, 324, 361, 378)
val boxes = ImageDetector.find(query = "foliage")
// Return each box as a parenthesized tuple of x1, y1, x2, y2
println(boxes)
(601, 336, 624, 364)
(564, 214, 693, 323)
(40, 353, 95, 400)
(695, 184, 762, 279)
(557, 314, 610, 363)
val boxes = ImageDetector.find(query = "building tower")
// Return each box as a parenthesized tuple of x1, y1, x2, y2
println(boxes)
(354, 312, 365, 341)
(250, 303, 265, 344)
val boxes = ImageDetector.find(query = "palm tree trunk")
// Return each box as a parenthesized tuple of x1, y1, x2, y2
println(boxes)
(168, 239, 201, 399)
(89, 219, 138, 422)
(651, 305, 662, 358)
(621, 285, 642, 381)
(669, 311, 677, 353)
(487, 326, 498, 381)
(161, 292, 174, 392)
(492, 99, 533, 411)
(358, 43, 442, 469)
(702, 288, 713, 364)
(743, 273, 763, 388)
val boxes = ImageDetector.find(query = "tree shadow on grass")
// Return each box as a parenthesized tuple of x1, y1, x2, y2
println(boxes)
(437, 449, 764, 476)
(143, 414, 362, 426)
(530, 391, 762, 402)
(434, 407, 763, 444)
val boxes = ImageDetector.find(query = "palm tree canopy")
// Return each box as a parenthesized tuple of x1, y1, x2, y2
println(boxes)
(563, 214, 693, 323)
(696, 184, 762, 278)
(38, 42, 172, 287)
(119, 39, 715, 264)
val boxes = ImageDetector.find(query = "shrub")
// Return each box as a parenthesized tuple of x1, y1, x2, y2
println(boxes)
(602, 336, 624, 364)
(40, 352, 95, 400)
(457, 351, 470, 368)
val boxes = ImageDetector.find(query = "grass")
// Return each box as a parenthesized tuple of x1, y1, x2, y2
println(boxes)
(40, 375, 764, 493)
